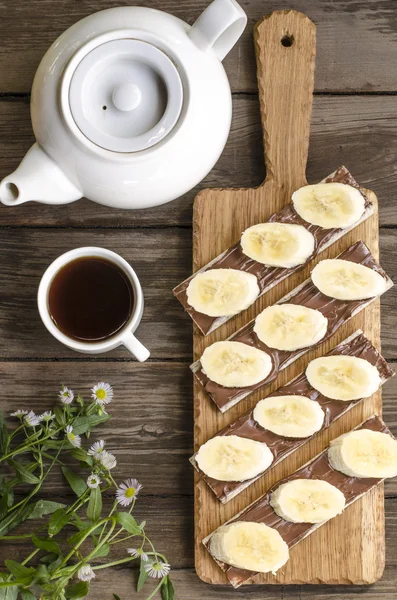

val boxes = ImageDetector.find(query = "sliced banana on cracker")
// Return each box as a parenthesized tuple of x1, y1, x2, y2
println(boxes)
(186, 268, 259, 317)
(292, 182, 365, 229)
(209, 521, 289, 573)
(240, 222, 315, 267)
(200, 341, 272, 388)
(253, 395, 324, 438)
(254, 304, 328, 351)
(306, 355, 381, 401)
(311, 259, 387, 301)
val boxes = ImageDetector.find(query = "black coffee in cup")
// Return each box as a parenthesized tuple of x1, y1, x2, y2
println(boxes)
(48, 256, 134, 342)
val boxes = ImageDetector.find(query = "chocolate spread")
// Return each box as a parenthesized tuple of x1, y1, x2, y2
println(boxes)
(174, 167, 374, 335)
(204, 415, 391, 588)
(192, 332, 394, 502)
(193, 240, 392, 412)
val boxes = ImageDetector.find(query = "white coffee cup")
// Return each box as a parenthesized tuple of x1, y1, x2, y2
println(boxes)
(37, 246, 150, 362)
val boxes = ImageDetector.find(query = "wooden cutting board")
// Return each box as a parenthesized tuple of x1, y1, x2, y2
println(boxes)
(192, 10, 384, 585)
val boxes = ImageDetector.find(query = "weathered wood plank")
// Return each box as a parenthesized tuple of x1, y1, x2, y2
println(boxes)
(0, 228, 192, 359)
(2, 498, 396, 597)
(1, 1, 397, 94)
(1, 95, 397, 227)
(0, 228, 396, 360)
(1, 361, 396, 497)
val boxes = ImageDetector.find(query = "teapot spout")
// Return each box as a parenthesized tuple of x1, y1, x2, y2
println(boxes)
(0, 143, 82, 206)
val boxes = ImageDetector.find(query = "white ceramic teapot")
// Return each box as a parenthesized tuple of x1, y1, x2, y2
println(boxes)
(0, 0, 246, 210)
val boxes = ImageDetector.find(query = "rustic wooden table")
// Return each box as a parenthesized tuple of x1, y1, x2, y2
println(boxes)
(1, 0, 397, 598)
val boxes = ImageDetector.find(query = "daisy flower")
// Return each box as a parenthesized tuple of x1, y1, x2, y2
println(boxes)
(128, 548, 148, 561)
(39, 411, 55, 422)
(144, 561, 170, 578)
(91, 382, 113, 405)
(24, 411, 41, 427)
(116, 478, 142, 507)
(87, 440, 105, 458)
(10, 409, 28, 418)
(99, 451, 117, 470)
(65, 425, 81, 448)
(59, 385, 74, 404)
(77, 564, 95, 582)
(87, 473, 101, 489)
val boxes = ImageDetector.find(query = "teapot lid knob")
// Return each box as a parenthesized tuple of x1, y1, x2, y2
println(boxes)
(112, 83, 142, 112)
(66, 39, 183, 153)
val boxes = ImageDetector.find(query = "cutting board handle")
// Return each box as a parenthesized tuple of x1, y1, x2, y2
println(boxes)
(254, 10, 316, 191)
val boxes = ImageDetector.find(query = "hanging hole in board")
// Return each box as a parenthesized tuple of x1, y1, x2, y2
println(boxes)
(281, 35, 294, 47)
(102, 106, 107, 110)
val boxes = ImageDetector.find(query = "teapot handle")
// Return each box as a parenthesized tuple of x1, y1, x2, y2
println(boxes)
(188, 0, 247, 61)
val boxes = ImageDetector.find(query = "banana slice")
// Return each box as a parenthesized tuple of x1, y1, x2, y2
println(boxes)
(306, 355, 381, 401)
(328, 429, 397, 478)
(311, 259, 387, 301)
(292, 182, 365, 229)
(253, 304, 328, 351)
(270, 479, 346, 523)
(186, 268, 259, 317)
(209, 521, 289, 573)
(201, 341, 272, 388)
(196, 435, 274, 482)
(240, 223, 315, 267)
(253, 395, 324, 438)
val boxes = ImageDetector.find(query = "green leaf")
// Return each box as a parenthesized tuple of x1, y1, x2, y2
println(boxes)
(0, 503, 35, 536)
(70, 448, 93, 466)
(90, 542, 110, 559)
(8, 459, 40, 484)
(137, 559, 148, 592)
(28, 500, 65, 520)
(54, 406, 66, 427)
(48, 507, 70, 536)
(41, 440, 65, 451)
(67, 529, 87, 547)
(61, 466, 87, 497)
(113, 595, 121, 600)
(47, 555, 64, 575)
(32, 535, 61, 554)
(71, 414, 109, 435)
(161, 576, 174, 600)
(34, 564, 50, 584)
(115, 512, 141, 535)
(21, 591, 37, 600)
(0, 586, 18, 600)
(0, 494, 9, 519)
(87, 487, 102, 522)
(40, 553, 58, 564)
(65, 581, 89, 599)
(4, 560, 34, 579)
(0, 410, 9, 455)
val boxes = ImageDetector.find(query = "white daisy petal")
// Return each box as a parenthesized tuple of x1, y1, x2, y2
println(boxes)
(39, 411, 55, 422)
(65, 425, 81, 448)
(77, 564, 95, 582)
(91, 382, 113, 405)
(128, 548, 148, 561)
(23, 411, 42, 427)
(144, 561, 171, 578)
(86, 473, 101, 489)
(116, 478, 142, 506)
(87, 440, 106, 458)
(99, 451, 117, 470)
(10, 409, 28, 418)
(59, 386, 74, 404)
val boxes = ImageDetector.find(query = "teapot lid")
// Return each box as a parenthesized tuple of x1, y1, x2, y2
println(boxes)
(68, 39, 183, 153)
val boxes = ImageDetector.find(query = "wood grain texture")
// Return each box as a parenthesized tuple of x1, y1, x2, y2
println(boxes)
(193, 10, 387, 586)
(1, 0, 397, 94)
(1, 95, 397, 227)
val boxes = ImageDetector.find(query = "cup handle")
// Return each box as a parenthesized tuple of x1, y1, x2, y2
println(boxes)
(122, 331, 150, 362)
(188, 0, 247, 61)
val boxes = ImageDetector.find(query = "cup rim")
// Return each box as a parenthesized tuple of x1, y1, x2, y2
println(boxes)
(37, 246, 144, 351)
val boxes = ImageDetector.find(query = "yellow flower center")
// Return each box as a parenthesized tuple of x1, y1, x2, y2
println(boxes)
(96, 389, 106, 400)
(69, 433, 75, 441)
(125, 487, 136, 498)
